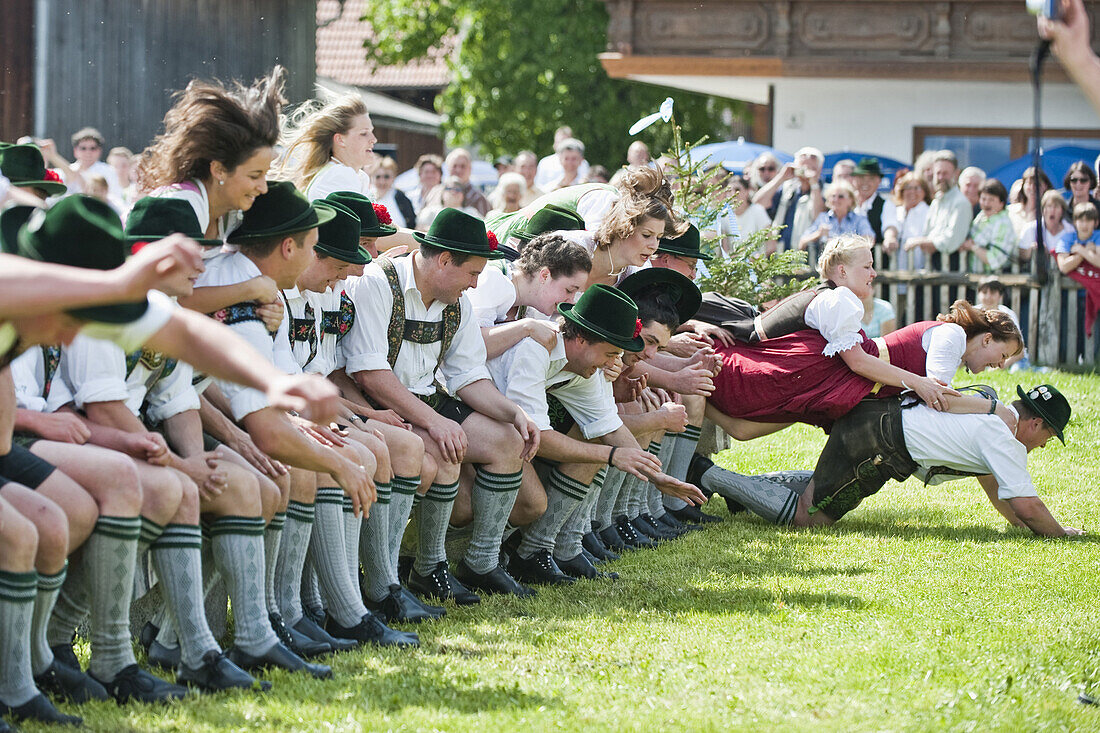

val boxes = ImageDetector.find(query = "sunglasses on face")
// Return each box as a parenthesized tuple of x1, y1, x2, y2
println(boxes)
(77, 144, 100, 151)
(758, 166, 777, 172)
(1070, 177, 1091, 184)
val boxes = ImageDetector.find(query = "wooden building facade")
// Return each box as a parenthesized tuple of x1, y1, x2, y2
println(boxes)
(1, 0, 316, 154)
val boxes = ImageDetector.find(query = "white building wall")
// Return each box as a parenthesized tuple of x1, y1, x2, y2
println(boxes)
(770, 78, 1100, 161)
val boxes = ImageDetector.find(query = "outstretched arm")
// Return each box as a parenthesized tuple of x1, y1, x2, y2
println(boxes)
(977, 474, 1026, 528)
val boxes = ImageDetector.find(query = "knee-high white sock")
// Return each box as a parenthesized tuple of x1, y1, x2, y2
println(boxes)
(463, 468, 523, 574)
(209, 516, 279, 657)
(84, 516, 141, 682)
(29, 565, 65, 676)
(0, 570, 38, 706)
(275, 501, 313, 626)
(554, 469, 604, 561)
(388, 475, 419, 577)
(149, 524, 219, 669)
(699, 465, 802, 525)
(264, 512, 284, 617)
(358, 482, 392, 603)
(595, 467, 627, 530)
(342, 494, 364, 590)
(413, 481, 458, 576)
(311, 487, 368, 627)
(517, 468, 590, 558)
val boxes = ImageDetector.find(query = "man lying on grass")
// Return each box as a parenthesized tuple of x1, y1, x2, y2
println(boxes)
(689, 384, 1082, 537)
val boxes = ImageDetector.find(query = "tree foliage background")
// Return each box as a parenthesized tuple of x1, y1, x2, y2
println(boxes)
(364, 0, 745, 167)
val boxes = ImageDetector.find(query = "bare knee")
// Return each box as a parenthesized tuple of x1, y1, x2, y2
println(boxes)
(0, 496, 39, 571)
(257, 474, 282, 521)
(173, 472, 200, 524)
(5, 489, 70, 572)
(386, 428, 424, 476)
(482, 422, 524, 471)
(203, 463, 262, 517)
(139, 465, 183, 525)
(100, 453, 143, 515)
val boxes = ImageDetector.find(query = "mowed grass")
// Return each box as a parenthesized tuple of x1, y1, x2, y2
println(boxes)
(20, 370, 1100, 732)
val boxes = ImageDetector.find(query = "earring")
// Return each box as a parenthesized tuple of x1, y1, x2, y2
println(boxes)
(218, 179, 225, 186)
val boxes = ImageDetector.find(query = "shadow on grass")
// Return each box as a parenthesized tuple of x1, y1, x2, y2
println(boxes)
(338, 663, 556, 714)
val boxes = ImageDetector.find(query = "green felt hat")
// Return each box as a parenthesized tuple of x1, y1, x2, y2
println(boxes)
(513, 204, 586, 243)
(656, 223, 712, 261)
(313, 200, 371, 265)
(1, 195, 148, 323)
(227, 180, 335, 244)
(1016, 384, 1071, 444)
(413, 207, 505, 260)
(852, 157, 883, 178)
(617, 267, 702, 326)
(0, 143, 68, 196)
(558, 284, 644, 352)
(325, 191, 397, 237)
(124, 197, 222, 247)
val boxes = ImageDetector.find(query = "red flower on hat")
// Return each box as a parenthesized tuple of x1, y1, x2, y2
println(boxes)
(43, 170, 62, 183)
(487, 231, 499, 251)
(372, 203, 392, 225)
(130, 241, 149, 255)
(633, 319, 643, 338)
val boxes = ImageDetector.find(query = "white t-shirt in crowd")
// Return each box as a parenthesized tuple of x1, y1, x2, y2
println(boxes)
(535, 154, 590, 191)
(306, 160, 371, 202)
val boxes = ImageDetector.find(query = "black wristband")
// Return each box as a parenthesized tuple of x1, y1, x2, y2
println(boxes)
(607, 446, 617, 466)
(988, 398, 998, 415)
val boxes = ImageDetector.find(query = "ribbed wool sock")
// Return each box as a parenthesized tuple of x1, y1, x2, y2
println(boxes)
(264, 512, 285, 616)
(699, 465, 801, 525)
(595, 467, 627, 531)
(149, 524, 219, 669)
(209, 516, 279, 656)
(463, 468, 523, 574)
(413, 481, 458, 576)
(517, 468, 591, 558)
(84, 516, 141, 682)
(275, 501, 314, 626)
(311, 487, 368, 627)
(0, 570, 38, 706)
(664, 425, 702, 511)
(342, 494, 363, 587)
(301, 553, 323, 616)
(358, 481, 392, 603)
(46, 552, 86, 648)
(388, 476, 419, 577)
(554, 468, 604, 561)
(29, 565, 65, 676)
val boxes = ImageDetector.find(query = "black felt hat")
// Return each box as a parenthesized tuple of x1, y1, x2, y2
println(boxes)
(656, 223, 712, 261)
(558, 284, 644, 352)
(313, 200, 371, 265)
(0, 143, 68, 196)
(1, 195, 148, 323)
(124, 197, 222, 247)
(412, 207, 505, 260)
(227, 180, 335, 244)
(325, 191, 398, 237)
(617, 267, 702, 325)
(1016, 384, 1071, 443)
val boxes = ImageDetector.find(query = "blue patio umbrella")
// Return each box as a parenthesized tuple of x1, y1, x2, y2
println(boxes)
(823, 151, 910, 189)
(686, 137, 793, 174)
(986, 145, 1100, 189)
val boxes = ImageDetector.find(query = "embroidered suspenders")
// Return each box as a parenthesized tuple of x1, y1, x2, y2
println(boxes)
(378, 257, 461, 372)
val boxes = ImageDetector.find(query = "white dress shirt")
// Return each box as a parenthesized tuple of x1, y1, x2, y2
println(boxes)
(340, 255, 491, 396)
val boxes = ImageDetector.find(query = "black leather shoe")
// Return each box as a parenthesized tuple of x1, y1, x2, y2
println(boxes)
(366, 584, 438, 624)
(397, 555, 414, 585)
(582, 531, 619, 563)
(657, 511, 702, 532)
(226, 642, 332, 680)
(302, 603, 327, 628)
(597, 524, 628, 552)
(633, 514, 670, 540)
(505, 551, 573, 587)
(292, 615, 357, 653)
(0, 692, 81, 726)
(408, 561, 481, 605)
(724, 496, 747, 515)
(147, 639, 181, 671)
(178, 649, 270, 693)
(456, 559, 539, 597)
(270, 612, 331, 659)
(616, 516, 656, 548)
(50, 641, 81, 672)
(669, 504, 722, 524)
(556, 552, 618, 581)
(397, 585, 445, 620)
(327, 613, 419, 648)
(35, 657, 109, 703)
(639, 513, 680, 539)
(92, 663, 189, 704)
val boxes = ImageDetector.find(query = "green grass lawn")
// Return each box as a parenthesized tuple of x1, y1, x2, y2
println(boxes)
(23, 370, 1100, 732)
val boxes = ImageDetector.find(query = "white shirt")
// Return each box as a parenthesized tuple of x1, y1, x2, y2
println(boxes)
(68, 160, 121, 197)
(11, 347, 74, 414)
(920, 323, 967, 385)
(804, 286, 865, 357)
(902, 404, 1037, 500)
(302, 284, 349, 376)
(488, 335, 621, 439)
(306, 160, 371, 201)
(148, 180, 243, 258)
(468, 264, 519, 328)
(535, 154, 590, 190)
(341, 255, 491, 396)
(895, 201, 931, 271)
(193, 252, 281, 419)
(61, 331, 198, 424)
(856, 193, 899, 237)
(732, 203, 772, 240)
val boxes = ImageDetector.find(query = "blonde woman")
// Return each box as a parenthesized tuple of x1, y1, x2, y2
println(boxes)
(279, 93, 375, 199)
(706, 235, 1022, 435)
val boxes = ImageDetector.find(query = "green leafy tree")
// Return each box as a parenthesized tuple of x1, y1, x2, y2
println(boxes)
(364, 0, 742, 167)
(652, 109, 815, 307)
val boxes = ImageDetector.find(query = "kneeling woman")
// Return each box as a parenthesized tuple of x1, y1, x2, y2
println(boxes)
(707, 235, 1023, 436)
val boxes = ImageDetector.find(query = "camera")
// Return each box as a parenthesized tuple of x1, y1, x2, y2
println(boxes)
(1026, 0, 1061, 21)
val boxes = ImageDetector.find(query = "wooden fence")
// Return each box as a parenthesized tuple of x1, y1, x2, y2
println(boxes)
(869, 250, 1096, 370)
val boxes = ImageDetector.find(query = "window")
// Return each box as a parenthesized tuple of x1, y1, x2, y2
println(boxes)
(915, 127, 1100, 172)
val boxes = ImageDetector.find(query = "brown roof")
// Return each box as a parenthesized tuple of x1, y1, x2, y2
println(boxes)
(316, 0, 452, 90)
